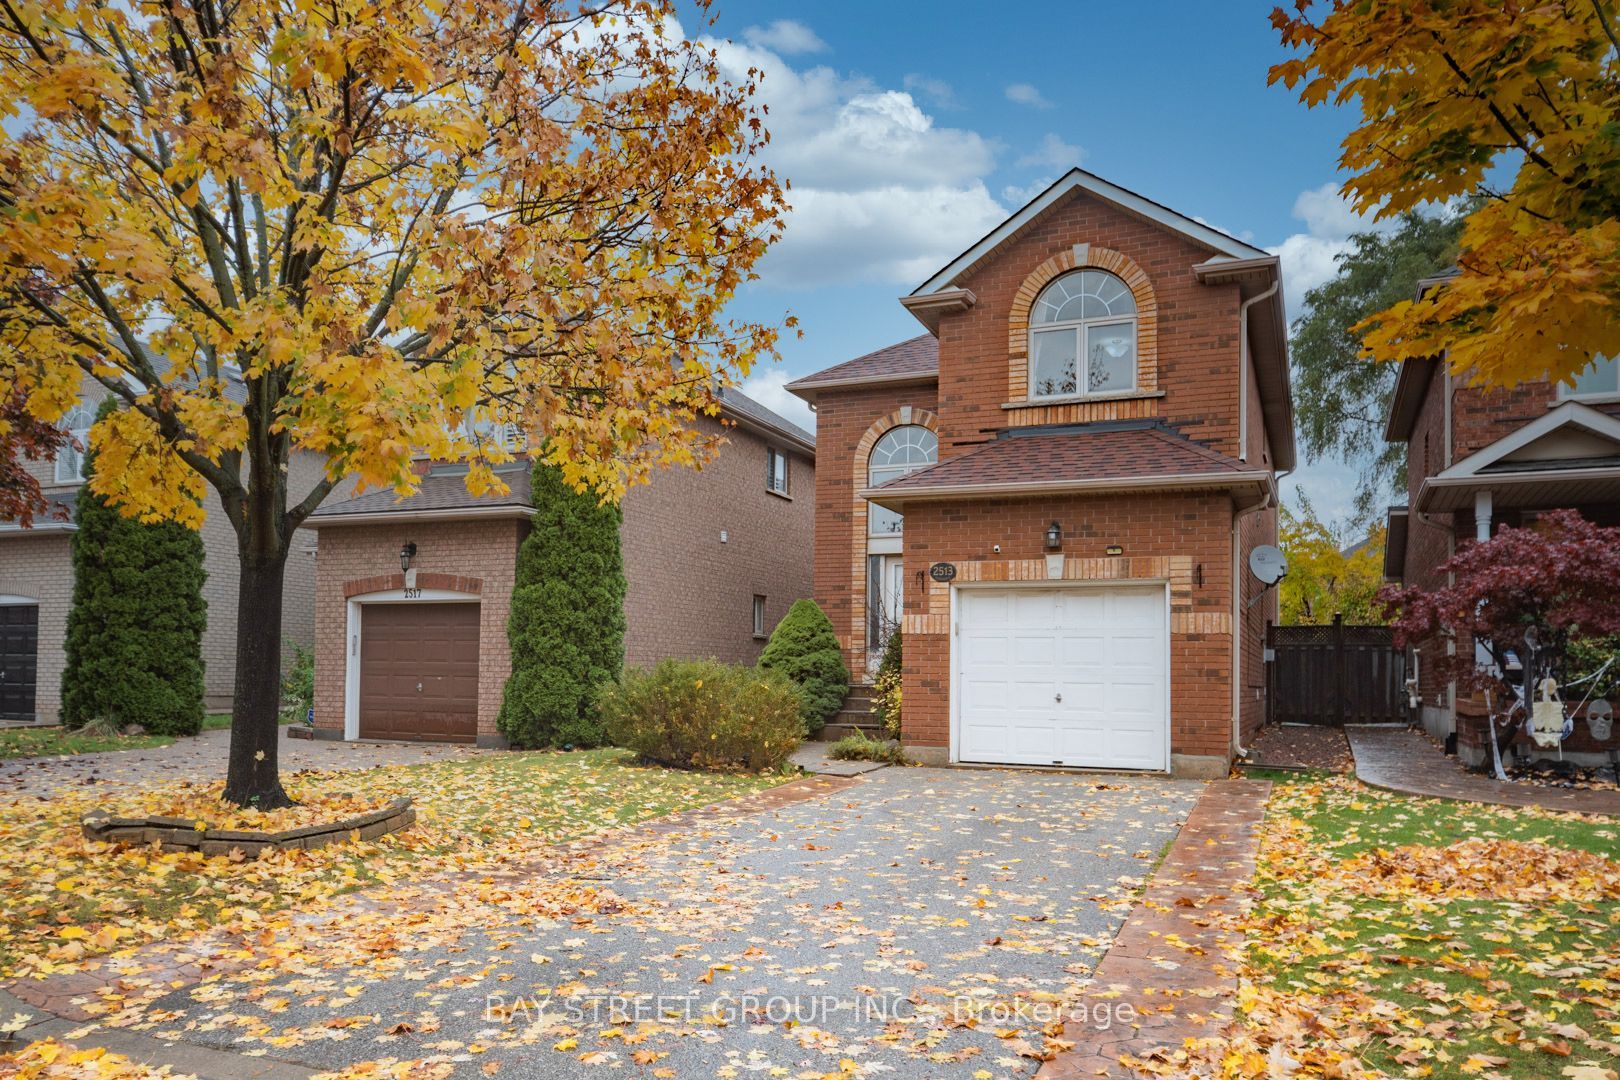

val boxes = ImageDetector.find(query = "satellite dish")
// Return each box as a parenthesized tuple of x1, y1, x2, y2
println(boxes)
(1248, 544, 1288, 586)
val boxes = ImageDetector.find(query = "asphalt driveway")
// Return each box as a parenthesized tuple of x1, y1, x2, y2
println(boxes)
(118, 767, 1203, 1078)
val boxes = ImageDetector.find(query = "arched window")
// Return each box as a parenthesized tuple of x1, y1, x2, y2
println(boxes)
(1029, 270, 1137, 399)
(53, 405, 94, 484)
(867, 425, 936, 536)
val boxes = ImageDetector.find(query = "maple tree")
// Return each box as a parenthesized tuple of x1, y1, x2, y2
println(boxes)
(1383, 511, 1620, 714)
(1270, 0, 1620, 388)
(0, 0, 787, 806)
(0, 385, 65, 526)
(1277, 495, 1386, 625)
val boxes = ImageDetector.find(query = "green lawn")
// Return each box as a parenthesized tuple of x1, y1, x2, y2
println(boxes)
(0, 726, 173, 761)
(1248, 776, 1620, 1076)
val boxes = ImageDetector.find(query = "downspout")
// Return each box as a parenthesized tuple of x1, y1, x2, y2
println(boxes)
(1232, 483, 1275, 761)
(1237, 279, 1281, 462)
(1231, 274, 1281, 759)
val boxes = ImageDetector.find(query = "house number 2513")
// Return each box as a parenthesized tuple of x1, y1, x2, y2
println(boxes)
(401, 587, 422, 599)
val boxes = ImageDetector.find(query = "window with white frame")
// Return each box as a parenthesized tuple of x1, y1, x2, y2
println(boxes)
(53, 405, 94, 484)
(1029, 270, 1138, 399)
(753, 595, 767, 637)
(766, 447, 790, 495)
(867, 425, 937, 536)
(1562, 354, 1620, 399)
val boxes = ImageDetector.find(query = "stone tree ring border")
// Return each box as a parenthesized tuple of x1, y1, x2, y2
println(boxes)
(1006, 244, 1159, 401)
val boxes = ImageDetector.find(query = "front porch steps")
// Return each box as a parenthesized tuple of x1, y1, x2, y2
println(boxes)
(822, 683, 884, 741)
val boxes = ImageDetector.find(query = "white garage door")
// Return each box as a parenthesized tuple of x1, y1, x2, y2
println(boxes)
(956, 585, 1168, 770)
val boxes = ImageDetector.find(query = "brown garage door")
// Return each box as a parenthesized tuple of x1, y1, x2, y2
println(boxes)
(360, 602, 480, 743)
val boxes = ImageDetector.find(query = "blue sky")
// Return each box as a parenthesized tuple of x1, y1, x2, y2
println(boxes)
(683, 1, 1383, 526)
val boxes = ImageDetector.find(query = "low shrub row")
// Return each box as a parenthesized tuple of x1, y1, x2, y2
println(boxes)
(600, 658, 802, 772)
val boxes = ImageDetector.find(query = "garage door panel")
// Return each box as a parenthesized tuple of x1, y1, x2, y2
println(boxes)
(957, 585, 1167, 771)
(360, 603, 479, 743)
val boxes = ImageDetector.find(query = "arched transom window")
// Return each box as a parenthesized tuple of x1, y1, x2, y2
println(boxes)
(867, 425, 936, 536)
(1029, 270, 1138, 399)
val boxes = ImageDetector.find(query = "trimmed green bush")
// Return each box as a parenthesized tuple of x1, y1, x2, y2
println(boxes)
(498, 456, 626, 748)
(758, 599, 848, 738)
(870, 628, 902, 739)
(61, 398, 207, 737)
(599, 658, 801, 772)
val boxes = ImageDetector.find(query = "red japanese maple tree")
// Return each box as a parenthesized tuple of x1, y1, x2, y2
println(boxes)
(0, 386, 66, 527)
(1382, 510, 1620, 706)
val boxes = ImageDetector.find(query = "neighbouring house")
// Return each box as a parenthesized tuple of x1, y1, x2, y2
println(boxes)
(1383, 273, 1620, 768)
(0, 373, 330, 724)
(787, 169, 1293, 778)
(303, 387, 815, 746)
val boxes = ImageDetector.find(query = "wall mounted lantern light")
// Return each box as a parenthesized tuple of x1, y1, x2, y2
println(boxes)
(399, 542, 417, 574)
(1044, 522, 1063, 552)
(1105, 544, 1124, 557)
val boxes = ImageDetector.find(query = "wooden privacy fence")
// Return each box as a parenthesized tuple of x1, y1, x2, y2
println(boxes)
(1267, 616, 1407, 726)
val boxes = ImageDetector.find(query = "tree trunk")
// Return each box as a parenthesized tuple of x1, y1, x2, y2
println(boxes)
(223, 551, 293, 808)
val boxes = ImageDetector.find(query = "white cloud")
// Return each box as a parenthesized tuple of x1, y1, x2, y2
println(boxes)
(742, 19, 828, 56)
(738, 368, 817, 432)
(1004, 83, 1052, 109)
(902, 73, 958, 110)
(704, 39, 1007, 288)
(1266, 182, 1396, 322)
(1017, 133, 1081, 170)
(1001, 177, 1054, 207)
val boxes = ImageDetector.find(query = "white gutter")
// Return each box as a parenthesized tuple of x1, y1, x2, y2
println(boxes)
(304, 505, 536, 528)
(860, 469, 1275, 507)
(1237, 279, 1280, 463)
(1231, 485, 1274, 761)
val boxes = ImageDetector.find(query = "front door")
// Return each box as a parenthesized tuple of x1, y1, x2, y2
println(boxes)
(867, 554, 905, 671)
(0, 604, 39, 721)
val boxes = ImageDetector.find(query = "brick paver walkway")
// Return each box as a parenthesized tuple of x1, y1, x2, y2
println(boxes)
(1039, 779, 1271, 1079)
(1348, 725, 1620, 816)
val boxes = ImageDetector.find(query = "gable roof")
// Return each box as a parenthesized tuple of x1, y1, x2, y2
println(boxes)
(910, 168, 1270, 297)
(786, 335, 939, 401)
(860, 423, 1272, 507)
(714, 385, 816, 453)
(1414, 401, 1620, 512)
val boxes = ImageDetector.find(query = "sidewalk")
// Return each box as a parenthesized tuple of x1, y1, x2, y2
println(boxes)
(1348, 725, 1620, 816)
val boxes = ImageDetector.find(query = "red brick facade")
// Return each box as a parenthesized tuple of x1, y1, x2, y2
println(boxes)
(797, 183, 1287, 776)
(310, 413, 815, 745)
(1392, 365, 1620, 764)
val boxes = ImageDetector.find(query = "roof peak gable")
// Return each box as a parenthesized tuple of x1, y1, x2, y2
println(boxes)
(910, 168, 1269, 296)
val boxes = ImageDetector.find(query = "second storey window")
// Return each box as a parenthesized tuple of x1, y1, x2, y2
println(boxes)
(766, 447, 790, 495)
(1029, 270, 1138, 399)
(54, 405, 94, 484)
(867, 425, 937, 536)
(1563, 354, 1619, 399)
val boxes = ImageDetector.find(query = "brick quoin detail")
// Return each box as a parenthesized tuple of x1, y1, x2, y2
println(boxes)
(847, 407, 938, 667)
(1005, 244, 1160, 404)
(343, 572, 484, 598)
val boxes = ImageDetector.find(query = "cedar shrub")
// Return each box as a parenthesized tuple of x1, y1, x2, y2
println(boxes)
(497, 455, 626, 748)
(758, 598, 848, 737)
(61, 398, 207, 736)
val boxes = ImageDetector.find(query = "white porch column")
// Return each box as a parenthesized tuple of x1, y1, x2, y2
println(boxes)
(1474, 489, 1493, 542)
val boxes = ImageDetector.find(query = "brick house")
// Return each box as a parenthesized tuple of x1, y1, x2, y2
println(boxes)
(1382, 275, 1620, 768)
(787, 169, 1293, 778)
(303, 387, 815, 746)
(0, 373, 330, 724)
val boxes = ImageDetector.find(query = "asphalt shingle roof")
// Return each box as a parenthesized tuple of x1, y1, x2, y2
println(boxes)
(869, 426, 1255, 495)
(716, 385, 815, 448)
(311, 468, 534, 519)
(788, 335, 939, 390)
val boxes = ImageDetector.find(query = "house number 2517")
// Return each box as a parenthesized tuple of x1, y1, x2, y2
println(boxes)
(402, 587, 421, 599)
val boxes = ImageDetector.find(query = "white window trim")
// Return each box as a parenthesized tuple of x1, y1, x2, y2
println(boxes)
(343, 587, 480, 741)
(766, 447, 790, 497)
(54, 406, 93, 485)
(752, 595, 767, 638)
(866, 426, 937, 538)
(1558, 355, 1620, 403)
(1029, 316, 1138, 401)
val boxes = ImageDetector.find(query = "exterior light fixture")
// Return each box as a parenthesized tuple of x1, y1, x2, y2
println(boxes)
(1044, 522, 1063, 551)
(399, 542, 417, 573)
(1105, 544, 1124, 557)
